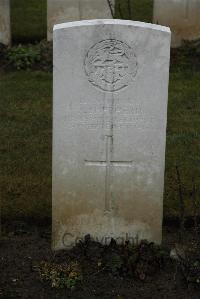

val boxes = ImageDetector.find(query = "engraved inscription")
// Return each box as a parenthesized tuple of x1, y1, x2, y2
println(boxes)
(65, 103, 164, 131)
(84, 39, 138, 92)
(85, 136, 133, 212)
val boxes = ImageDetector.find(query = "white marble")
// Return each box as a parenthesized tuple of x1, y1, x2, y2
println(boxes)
(0, 0, 10, 45)
(153, 0, 200, 47)
(52, 19, 171, 250)
(47, 0, 113, 41)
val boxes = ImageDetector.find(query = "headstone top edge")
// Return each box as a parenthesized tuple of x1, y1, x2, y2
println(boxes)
(53, 19, 171, 34)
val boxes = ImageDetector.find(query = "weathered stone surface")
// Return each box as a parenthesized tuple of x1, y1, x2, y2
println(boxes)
(153, 0, 200, 47)
(47, 0, 113, 40)
(0, 0, 10, 45)
(52, 19, 171, 250)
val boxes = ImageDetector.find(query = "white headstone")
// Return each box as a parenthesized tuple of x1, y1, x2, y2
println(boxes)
(47, 0, 113, 41)
(0, 0, 11, 46)
(53, 19, 171, 250)
(153, 0, 200, 47)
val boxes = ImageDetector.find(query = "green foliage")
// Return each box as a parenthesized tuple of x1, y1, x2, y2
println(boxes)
(103, 240, 168, 279)
(125, 241, 168, 280)
(7, 44, 40, 70)
(39, 261, 82, 289)
(4, 41, 53, 71)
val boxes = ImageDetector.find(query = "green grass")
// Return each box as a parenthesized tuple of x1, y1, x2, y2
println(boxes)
(11, 0, 47, 43)
(0, 66, 199, 221)
(165, 69, 200, 217)
(0, 71, 52, 221)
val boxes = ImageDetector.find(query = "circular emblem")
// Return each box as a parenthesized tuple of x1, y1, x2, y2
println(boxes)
(84, 39, 138, 92)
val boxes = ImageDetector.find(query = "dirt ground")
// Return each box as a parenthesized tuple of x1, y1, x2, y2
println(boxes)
(0, 222, 200, 299)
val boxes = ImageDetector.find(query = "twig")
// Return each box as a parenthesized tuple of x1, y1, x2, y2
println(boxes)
(107, 0, 115, 18)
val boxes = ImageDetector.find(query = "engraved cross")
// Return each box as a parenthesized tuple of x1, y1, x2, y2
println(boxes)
(85, 135, 132, 211)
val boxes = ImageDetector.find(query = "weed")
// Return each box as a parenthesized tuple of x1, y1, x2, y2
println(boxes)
(7, 44, 40, 70)
(39, 261, 82, 289)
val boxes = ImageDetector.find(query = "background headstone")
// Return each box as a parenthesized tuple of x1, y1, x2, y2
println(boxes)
(47, 0, 113, 41)
(0, 0, 11, 45)
(53, 19, 171, 250)
(153, 0, 200, 47)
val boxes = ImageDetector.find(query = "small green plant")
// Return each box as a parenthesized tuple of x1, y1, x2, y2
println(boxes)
(39, 261, 82, 289)
(7, 44, 40, 70)
(102, 240, 168, 279)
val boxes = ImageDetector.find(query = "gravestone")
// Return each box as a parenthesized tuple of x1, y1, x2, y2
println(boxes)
(47, 0, 113, 40)
(153, 0, 200, 47)
(0, 0, 11, 45)
(53, 19, 171, 250)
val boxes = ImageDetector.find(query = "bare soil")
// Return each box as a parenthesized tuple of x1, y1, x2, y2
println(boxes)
(0, 222, 200, 299)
